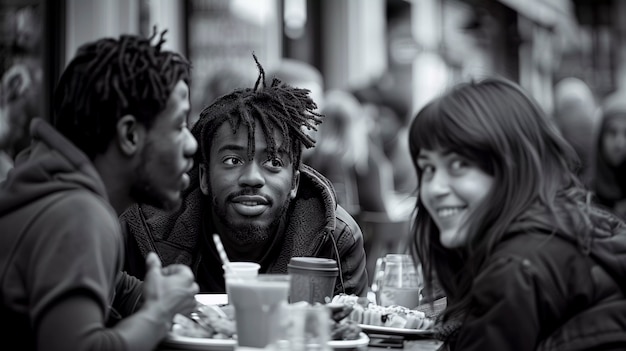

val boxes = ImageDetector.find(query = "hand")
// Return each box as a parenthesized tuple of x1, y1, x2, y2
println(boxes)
(142, 252, 199, 320)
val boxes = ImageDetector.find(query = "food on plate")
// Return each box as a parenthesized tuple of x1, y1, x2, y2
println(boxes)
(170, 301, 362, 341)
(331, 294, 434, 330)
(323, 302, 362, 340)
(171, 303, 236, 339)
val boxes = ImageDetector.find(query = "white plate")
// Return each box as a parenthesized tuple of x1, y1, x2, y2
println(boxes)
(161, 332, 370, 351)
(328, 332, 370, 349)
(359, 324, 434, 339)
(195, 293, 228, 306)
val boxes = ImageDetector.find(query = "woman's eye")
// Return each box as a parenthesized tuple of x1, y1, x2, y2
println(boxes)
(450, 159, 466, 169)
(419, 164, 435, 178)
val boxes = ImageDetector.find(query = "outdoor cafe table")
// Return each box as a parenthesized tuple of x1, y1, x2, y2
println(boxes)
(157, 335, 443, 351)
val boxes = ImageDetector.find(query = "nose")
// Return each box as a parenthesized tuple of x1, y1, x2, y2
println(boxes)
(239, 161, 265, 188)
(427, 170, 451, 197)
(183, 128, 198, 158)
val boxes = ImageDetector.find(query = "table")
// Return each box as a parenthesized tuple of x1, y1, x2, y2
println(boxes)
(366, 338, 442, 351)
(159, 338, 442, 351)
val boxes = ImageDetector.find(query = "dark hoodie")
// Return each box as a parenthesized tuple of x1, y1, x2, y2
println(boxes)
(449, 198, 626, 351)
(120, 164, 369, 297)
(0, 118, 142, 350)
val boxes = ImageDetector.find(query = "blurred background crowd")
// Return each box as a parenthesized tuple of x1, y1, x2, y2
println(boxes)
(2, 0, 626, 282)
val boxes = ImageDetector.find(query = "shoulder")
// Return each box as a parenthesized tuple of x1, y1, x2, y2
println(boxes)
(476, 233, 591, 298)
(29, 190, 121, 252)
(333, 205, 364, 245)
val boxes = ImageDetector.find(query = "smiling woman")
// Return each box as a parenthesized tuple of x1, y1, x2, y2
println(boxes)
(408, 77, 626, 351)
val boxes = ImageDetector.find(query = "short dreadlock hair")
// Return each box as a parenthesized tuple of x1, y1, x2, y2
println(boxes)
(192, 55, 323, 174)
(52, 29, 191, 159)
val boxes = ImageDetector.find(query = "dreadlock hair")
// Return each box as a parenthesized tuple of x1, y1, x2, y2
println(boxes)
(52, 28, 191, 160)
(192, 54, 323, 179)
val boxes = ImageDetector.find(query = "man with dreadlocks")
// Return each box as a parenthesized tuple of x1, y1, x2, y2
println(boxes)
(121, 56, 369, 297)
(0, 31, 199, 351)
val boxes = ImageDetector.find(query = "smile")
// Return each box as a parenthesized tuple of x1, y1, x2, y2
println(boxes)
(436, 206, 465, 218)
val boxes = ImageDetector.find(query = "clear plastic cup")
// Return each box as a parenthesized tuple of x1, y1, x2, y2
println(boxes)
(229, 274, 291, 348)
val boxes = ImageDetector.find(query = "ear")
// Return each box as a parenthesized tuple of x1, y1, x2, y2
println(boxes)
(290, 170, 300, 200)
(199, 163, 210, 195)
(117, 115, 144, 156)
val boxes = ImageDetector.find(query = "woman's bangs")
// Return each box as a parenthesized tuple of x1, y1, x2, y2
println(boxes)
(410, 101, 478, 155)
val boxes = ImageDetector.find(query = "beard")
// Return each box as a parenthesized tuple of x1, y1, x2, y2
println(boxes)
(211, 190, 292, 246)
(129, 146, 182, 212)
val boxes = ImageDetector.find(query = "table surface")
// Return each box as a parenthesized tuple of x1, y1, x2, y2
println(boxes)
(158, 337, 443, 351)
(366, 338, 442, 351)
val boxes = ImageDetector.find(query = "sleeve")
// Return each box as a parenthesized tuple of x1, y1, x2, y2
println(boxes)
(31, 192, 172, 351)
(451, 256, 544, 351)
(110, 271, 144, 321)
(30, 192, 128, 350)
(334, 205, 369, 297)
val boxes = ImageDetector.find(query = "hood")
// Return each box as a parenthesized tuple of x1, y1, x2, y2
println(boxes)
(0, 118, 107, 216)
(507, 196, 626, 291)
(295, 163, 338, 232)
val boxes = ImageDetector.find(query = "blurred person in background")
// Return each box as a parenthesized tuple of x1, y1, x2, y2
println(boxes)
(0, 31, 199, 351)
(591, 89, 626, 219)
(410, 78, 626, 350)
(353, 77, 417, 197)
(0, 88, 13, 180)
(121, 56, 369, 297)
(306, 89, 394, 217)
(0, 5, 44, 160)
(553, 77, 599, 187)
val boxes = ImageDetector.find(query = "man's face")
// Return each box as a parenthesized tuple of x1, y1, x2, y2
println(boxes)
(200, 121, 300, 245)
(131, 80, 197, 210)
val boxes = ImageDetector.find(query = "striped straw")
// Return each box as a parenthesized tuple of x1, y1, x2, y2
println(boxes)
(213, 233, 234, 275)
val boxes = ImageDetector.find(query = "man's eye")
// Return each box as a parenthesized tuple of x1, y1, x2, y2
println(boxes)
(264, 158, 284, 169)
(223, 157, 243, 166)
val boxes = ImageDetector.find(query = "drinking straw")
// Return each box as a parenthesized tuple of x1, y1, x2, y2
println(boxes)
(213, 233, 234, 275)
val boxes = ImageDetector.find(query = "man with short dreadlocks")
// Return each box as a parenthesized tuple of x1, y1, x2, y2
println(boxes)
(121, 56, 369, 297)
(0, 31, 199, 351)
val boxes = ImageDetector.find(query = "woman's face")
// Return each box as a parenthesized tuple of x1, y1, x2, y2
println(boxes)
(417, 149, 494, 249)
(602, 116, 626, 167)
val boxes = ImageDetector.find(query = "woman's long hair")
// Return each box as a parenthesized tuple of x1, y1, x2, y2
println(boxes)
(408, 78, 589, 322)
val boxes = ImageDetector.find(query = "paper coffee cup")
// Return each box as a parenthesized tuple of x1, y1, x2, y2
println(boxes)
(288, 257, 338, 304)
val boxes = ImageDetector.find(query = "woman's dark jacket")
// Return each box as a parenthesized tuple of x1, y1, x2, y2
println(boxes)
(450, 205, 626, 351)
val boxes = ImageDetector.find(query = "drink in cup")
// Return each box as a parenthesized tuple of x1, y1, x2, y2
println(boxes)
(228, 274, 291, 348)
(374, 254, 422, 308)
(288, 257, 338, 304)
(224, 262, 261, 279)
(224, 262, 260, 296)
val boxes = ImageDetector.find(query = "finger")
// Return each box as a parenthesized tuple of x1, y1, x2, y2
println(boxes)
(163, 264, 195, 280)
(145, 252, 163, 272)
(190, 282, 199, 295)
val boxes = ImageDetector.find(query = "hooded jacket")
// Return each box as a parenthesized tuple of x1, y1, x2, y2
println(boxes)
(0, 118, 142, 350)
(120, 164, 369, 297)
(449, 201, 626, 351)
